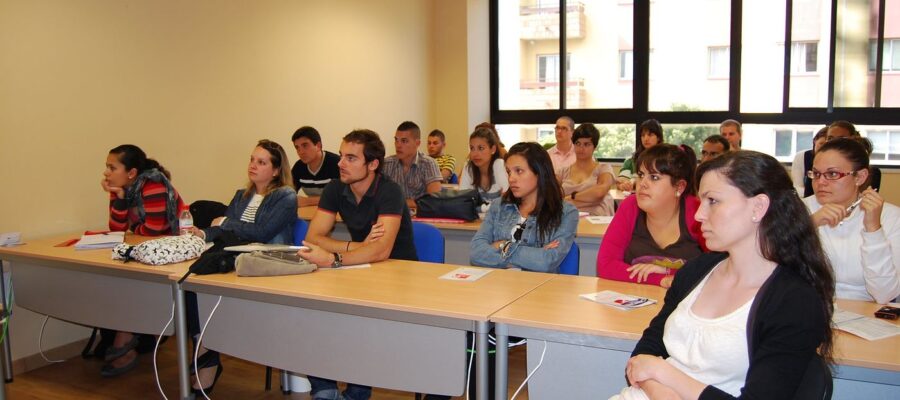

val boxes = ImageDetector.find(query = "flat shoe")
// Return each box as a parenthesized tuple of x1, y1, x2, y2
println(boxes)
(100, 354, 139, 378)
(104, 334, 140, 361)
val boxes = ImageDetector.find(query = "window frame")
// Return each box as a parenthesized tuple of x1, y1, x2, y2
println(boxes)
(489, 0, 900, 166)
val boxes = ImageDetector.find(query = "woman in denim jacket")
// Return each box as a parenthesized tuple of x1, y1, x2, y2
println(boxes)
(187, 139, 297, 396)
(470, 142, 578, 273)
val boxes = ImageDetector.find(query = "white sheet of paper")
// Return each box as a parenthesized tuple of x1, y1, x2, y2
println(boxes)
(439, 267, 492, 282)
(75, 231, 125, 249)
(580, 290, 657, 311)
(833, 307, 900, 341)
(585, 216, 613, 225)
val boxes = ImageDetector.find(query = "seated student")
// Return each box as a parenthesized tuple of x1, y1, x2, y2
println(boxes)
(598, 144, 705, 288)
(614, 151, 834, 400)
(617, 119, 663, 192)
(291, 126, 340, 207)
(187, 139, 297, 395)
(460, 127, 509, 205)
(382, 121, 442, 209)
(699, 134, 730, 164)
(470, 142, 578, 273)
(719, 119, 742, 151)
(547, 116, 576, 171)
(475, 121, 507, 158)
(99, 144, 185, 377)
(804, 137, 899, 304)
(791, 126, 828, 197)
(296, 129, 421, 400)
(558, 123, 616, 216)
(427, 129, 457, 183)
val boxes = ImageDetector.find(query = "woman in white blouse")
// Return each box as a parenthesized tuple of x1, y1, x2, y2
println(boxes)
(804, 137, 900, 304)
(459, 127, 509, 204)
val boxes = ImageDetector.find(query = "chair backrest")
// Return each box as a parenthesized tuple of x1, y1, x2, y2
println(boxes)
(293, 218, 310, 246)
(448, 172, 459, 184)
(412, 222, 445, 263)
(793, 355, 832, 400)
(558, 242, 579, 275)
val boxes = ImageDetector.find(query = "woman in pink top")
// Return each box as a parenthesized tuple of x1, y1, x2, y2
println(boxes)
(597, 144, 706, 287)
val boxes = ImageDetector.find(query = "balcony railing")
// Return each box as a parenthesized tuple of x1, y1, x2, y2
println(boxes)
(519, 2, 585, 40)
(519, 79, 586, 108)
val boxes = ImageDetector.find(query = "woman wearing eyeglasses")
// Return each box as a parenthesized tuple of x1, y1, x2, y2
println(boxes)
(187, 139, 298, 395)
(598, 144, 706, 288)
(803, 137, 900, 304)
(470, 142, 578, 273)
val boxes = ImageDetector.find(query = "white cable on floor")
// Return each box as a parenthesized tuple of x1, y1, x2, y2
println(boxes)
(510, 340, 547, 400)
(38, 315, 65, 363)
(153, 302, 175, 400)
(195, 295, 223, 400)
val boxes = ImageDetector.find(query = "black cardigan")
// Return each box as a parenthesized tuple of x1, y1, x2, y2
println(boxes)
(631, 252, 828, 399)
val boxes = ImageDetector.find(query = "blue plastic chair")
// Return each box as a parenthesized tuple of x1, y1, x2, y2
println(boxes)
(558, 242, 579, 275)
(448, 172, 459, 184)
(292, 218, 309, 246)
(412, 222, 445, 263)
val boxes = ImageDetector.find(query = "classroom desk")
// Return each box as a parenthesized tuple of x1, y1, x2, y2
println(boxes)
(491, 275, 664, 399)
(177, 260, 553, 399)
(0, 233, 195, 399)
(491, 274, 900, 400)
(298, 207, 607, 276)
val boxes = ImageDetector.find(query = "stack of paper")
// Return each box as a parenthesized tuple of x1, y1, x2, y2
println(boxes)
(580, 290, 657, 311)
(440, 267, 492, 282)
(75, 231, 125, 250)
(833, 308, 900, 341)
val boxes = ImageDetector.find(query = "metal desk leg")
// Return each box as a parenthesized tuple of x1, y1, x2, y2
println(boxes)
(0, 261, 12, 384)
(475, 320, 490, 400)
(172, 283, 191, 400)
(494, 323, 508, 400)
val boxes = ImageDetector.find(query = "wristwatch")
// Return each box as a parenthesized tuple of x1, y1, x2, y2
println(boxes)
(332, 252, 343, 268)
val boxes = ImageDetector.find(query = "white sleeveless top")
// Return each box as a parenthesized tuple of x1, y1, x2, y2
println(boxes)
(610, 263, 754, 400)
(662, 264, 754, 397)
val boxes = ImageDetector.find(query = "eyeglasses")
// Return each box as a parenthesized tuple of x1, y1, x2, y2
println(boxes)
(806, 169, 858, 181)
(512, 221, 526, 242)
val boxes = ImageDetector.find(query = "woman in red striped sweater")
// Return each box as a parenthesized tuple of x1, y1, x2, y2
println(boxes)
(103, 144, 185, 236)
(99, 144, 184, 377)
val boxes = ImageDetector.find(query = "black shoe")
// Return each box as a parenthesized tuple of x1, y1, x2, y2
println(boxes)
(190, 350, 219, 375)
(104, 334, 140, 362)
(192, 363, 223, 397)
(99, 352, 139, 378)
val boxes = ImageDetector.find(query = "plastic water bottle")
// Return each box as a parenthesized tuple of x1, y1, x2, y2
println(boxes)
(179, 208, 194, 236)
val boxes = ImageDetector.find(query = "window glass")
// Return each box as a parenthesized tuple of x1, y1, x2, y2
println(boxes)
(499, 0, 558, 110)
(831, 0, 878, 107)
(649, 0, 730, 111)
(708, 47, 730, 78)
(565, 0, 633, 109)
(789, 0, 829, 108)
(880, 0, 900, 106)
(741, 0, 787, 113)
(775, 130, 793, 157)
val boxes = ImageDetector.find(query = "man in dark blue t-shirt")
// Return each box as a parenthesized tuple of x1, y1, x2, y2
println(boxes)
(297, 129, 418, 400)
(291, 126, 340, 207)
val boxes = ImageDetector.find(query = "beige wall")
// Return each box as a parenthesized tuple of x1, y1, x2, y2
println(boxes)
(0, 0, 478, 362)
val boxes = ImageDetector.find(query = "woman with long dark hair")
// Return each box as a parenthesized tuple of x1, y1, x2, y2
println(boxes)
(617, 119, 664, 192)
(613, 151, 834, 400)
(99, 144, 185, 378)
(103, 144, 185, 236)
(804, 137, 899, 304)
(459, 127, 509, 204)
(470, 142, 578, 273)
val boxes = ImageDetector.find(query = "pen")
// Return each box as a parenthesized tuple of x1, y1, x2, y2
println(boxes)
(837, 189, 875, 226)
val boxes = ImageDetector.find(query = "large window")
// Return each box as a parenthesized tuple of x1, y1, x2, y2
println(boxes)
(491, 0, 900, 166)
